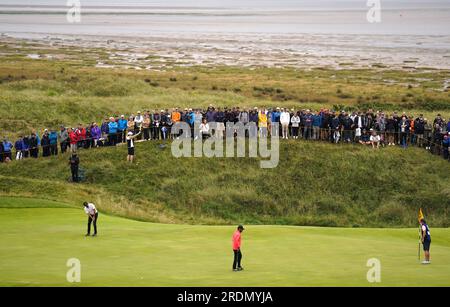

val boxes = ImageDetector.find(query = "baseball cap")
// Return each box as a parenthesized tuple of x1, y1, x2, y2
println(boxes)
(238, 225, 245, 230)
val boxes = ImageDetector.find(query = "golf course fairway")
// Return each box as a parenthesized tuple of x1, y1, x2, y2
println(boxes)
(0, 197, 449, 286)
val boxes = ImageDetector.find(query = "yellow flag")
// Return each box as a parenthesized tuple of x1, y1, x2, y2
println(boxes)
(418, 208, 424, 223)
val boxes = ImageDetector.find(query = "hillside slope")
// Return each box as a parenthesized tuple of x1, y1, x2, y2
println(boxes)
(0, 141, 448, 227)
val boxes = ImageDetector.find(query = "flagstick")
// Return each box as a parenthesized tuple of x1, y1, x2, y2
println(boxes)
(418, 227, 421, 263)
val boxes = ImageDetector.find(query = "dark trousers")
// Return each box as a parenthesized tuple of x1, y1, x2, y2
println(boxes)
(117, 130, 123, 143)
(71, 166, 79, 182)
(152, 127, 160, 140)
(61, 141, 68, 153)
(123, 130, 127, 143)
(50, 144, 58, 155)
(87, 212, 98, 235)
(30, 148, 39, 158)
(109, 133, 118, 146)
(43, 146, 50, 157)
(232, 249, 242, 270)
(143, 128, 150, 140)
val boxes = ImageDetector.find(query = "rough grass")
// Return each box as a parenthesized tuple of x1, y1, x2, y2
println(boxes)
(0, 49, 450, 140)
(0, 41, 449, 228)
(0, 141, 449, 227)
(0, 202, 449, 286)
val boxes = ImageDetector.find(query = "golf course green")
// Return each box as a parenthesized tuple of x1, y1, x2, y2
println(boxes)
(0, 197, 449, 286)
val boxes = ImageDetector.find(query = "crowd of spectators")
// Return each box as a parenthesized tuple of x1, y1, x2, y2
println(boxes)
(1, 106, 449, 163)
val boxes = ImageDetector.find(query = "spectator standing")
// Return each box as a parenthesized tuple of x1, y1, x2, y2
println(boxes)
(303, 109, 313, 140)
(108, 117, 118, 146)
(442, 134, 449, 161)
(258, 108, 268, 138)
(414, 115, 425, 148)
(49, 129, 58, 155)
(41, 130, 51, 157)
(331, 113, 341, 143)
(90, 123, 102, 147)
(29, 133, 39, 158)
(15, 136, 24, 160)
(2, 138, 13, 161)
(291, 112, 300, 139)
(69, 153, 80, 183)
(69, 128, 78, 153)
(142, 114, 151, 141)
(22, 135, 30, 158)
(216, 107, 225, 139)
(312, 111, 322, 140)
(280, 108, 291, 139)
(101, 118, 109, 143)
(399, 116, 410, 148)
(117, 115, 128, 143)
(134, 111, 144, 139)
(59, 126, 69, 154)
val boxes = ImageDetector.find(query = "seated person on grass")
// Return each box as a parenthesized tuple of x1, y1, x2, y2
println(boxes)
(359, 129, 371, 145)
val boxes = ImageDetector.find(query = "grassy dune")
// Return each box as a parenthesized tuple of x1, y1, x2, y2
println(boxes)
(0, 40, 449, 228)
(0, 198, 449, 286)
(0, 140, 449, 227)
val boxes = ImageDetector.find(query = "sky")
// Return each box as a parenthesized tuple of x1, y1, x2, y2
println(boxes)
(1, 0, 449, 10)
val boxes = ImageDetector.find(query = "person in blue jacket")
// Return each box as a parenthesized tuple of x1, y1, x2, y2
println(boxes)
(108, 117, 119, 146)
(271, 107, 281, 136)
(22, 135, 30, 158)
(49, 130, 58, 155)
(312, 112, 322, 140)
(117, 115, 128, 144)
(14, 136, 24, 160)
(442, 133, 449, 161)
(2, 138, 13, 161)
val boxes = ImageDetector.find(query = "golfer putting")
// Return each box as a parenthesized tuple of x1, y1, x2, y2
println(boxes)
(83, 202, 98, 237)
(126, 128, 142, 163)
(232, 225, 244, 272)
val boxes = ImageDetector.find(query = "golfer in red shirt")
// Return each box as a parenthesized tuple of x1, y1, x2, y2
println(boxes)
(232, 225, 244, 271)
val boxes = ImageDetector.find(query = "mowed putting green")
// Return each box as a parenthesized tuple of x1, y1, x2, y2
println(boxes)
(0, 197, 449, 286)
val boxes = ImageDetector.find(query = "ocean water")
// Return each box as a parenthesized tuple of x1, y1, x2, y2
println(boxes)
(0, 0, 449, 36)
(0, 1, 449, 69)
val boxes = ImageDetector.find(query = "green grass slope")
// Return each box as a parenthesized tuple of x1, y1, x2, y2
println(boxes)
(0, 141, 449, 227)
(1, 56, 449, 141)
(0, 198, 449, 286)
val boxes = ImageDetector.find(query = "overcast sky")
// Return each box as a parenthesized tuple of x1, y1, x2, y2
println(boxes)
(1, 0, 449, 9)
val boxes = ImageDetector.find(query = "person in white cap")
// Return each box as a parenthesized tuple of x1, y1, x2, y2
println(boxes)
(126, 128, 142, 163)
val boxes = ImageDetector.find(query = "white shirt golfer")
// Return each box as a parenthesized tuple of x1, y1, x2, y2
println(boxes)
(84, 203, 97, 216)
(83, 202, 98, 236)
